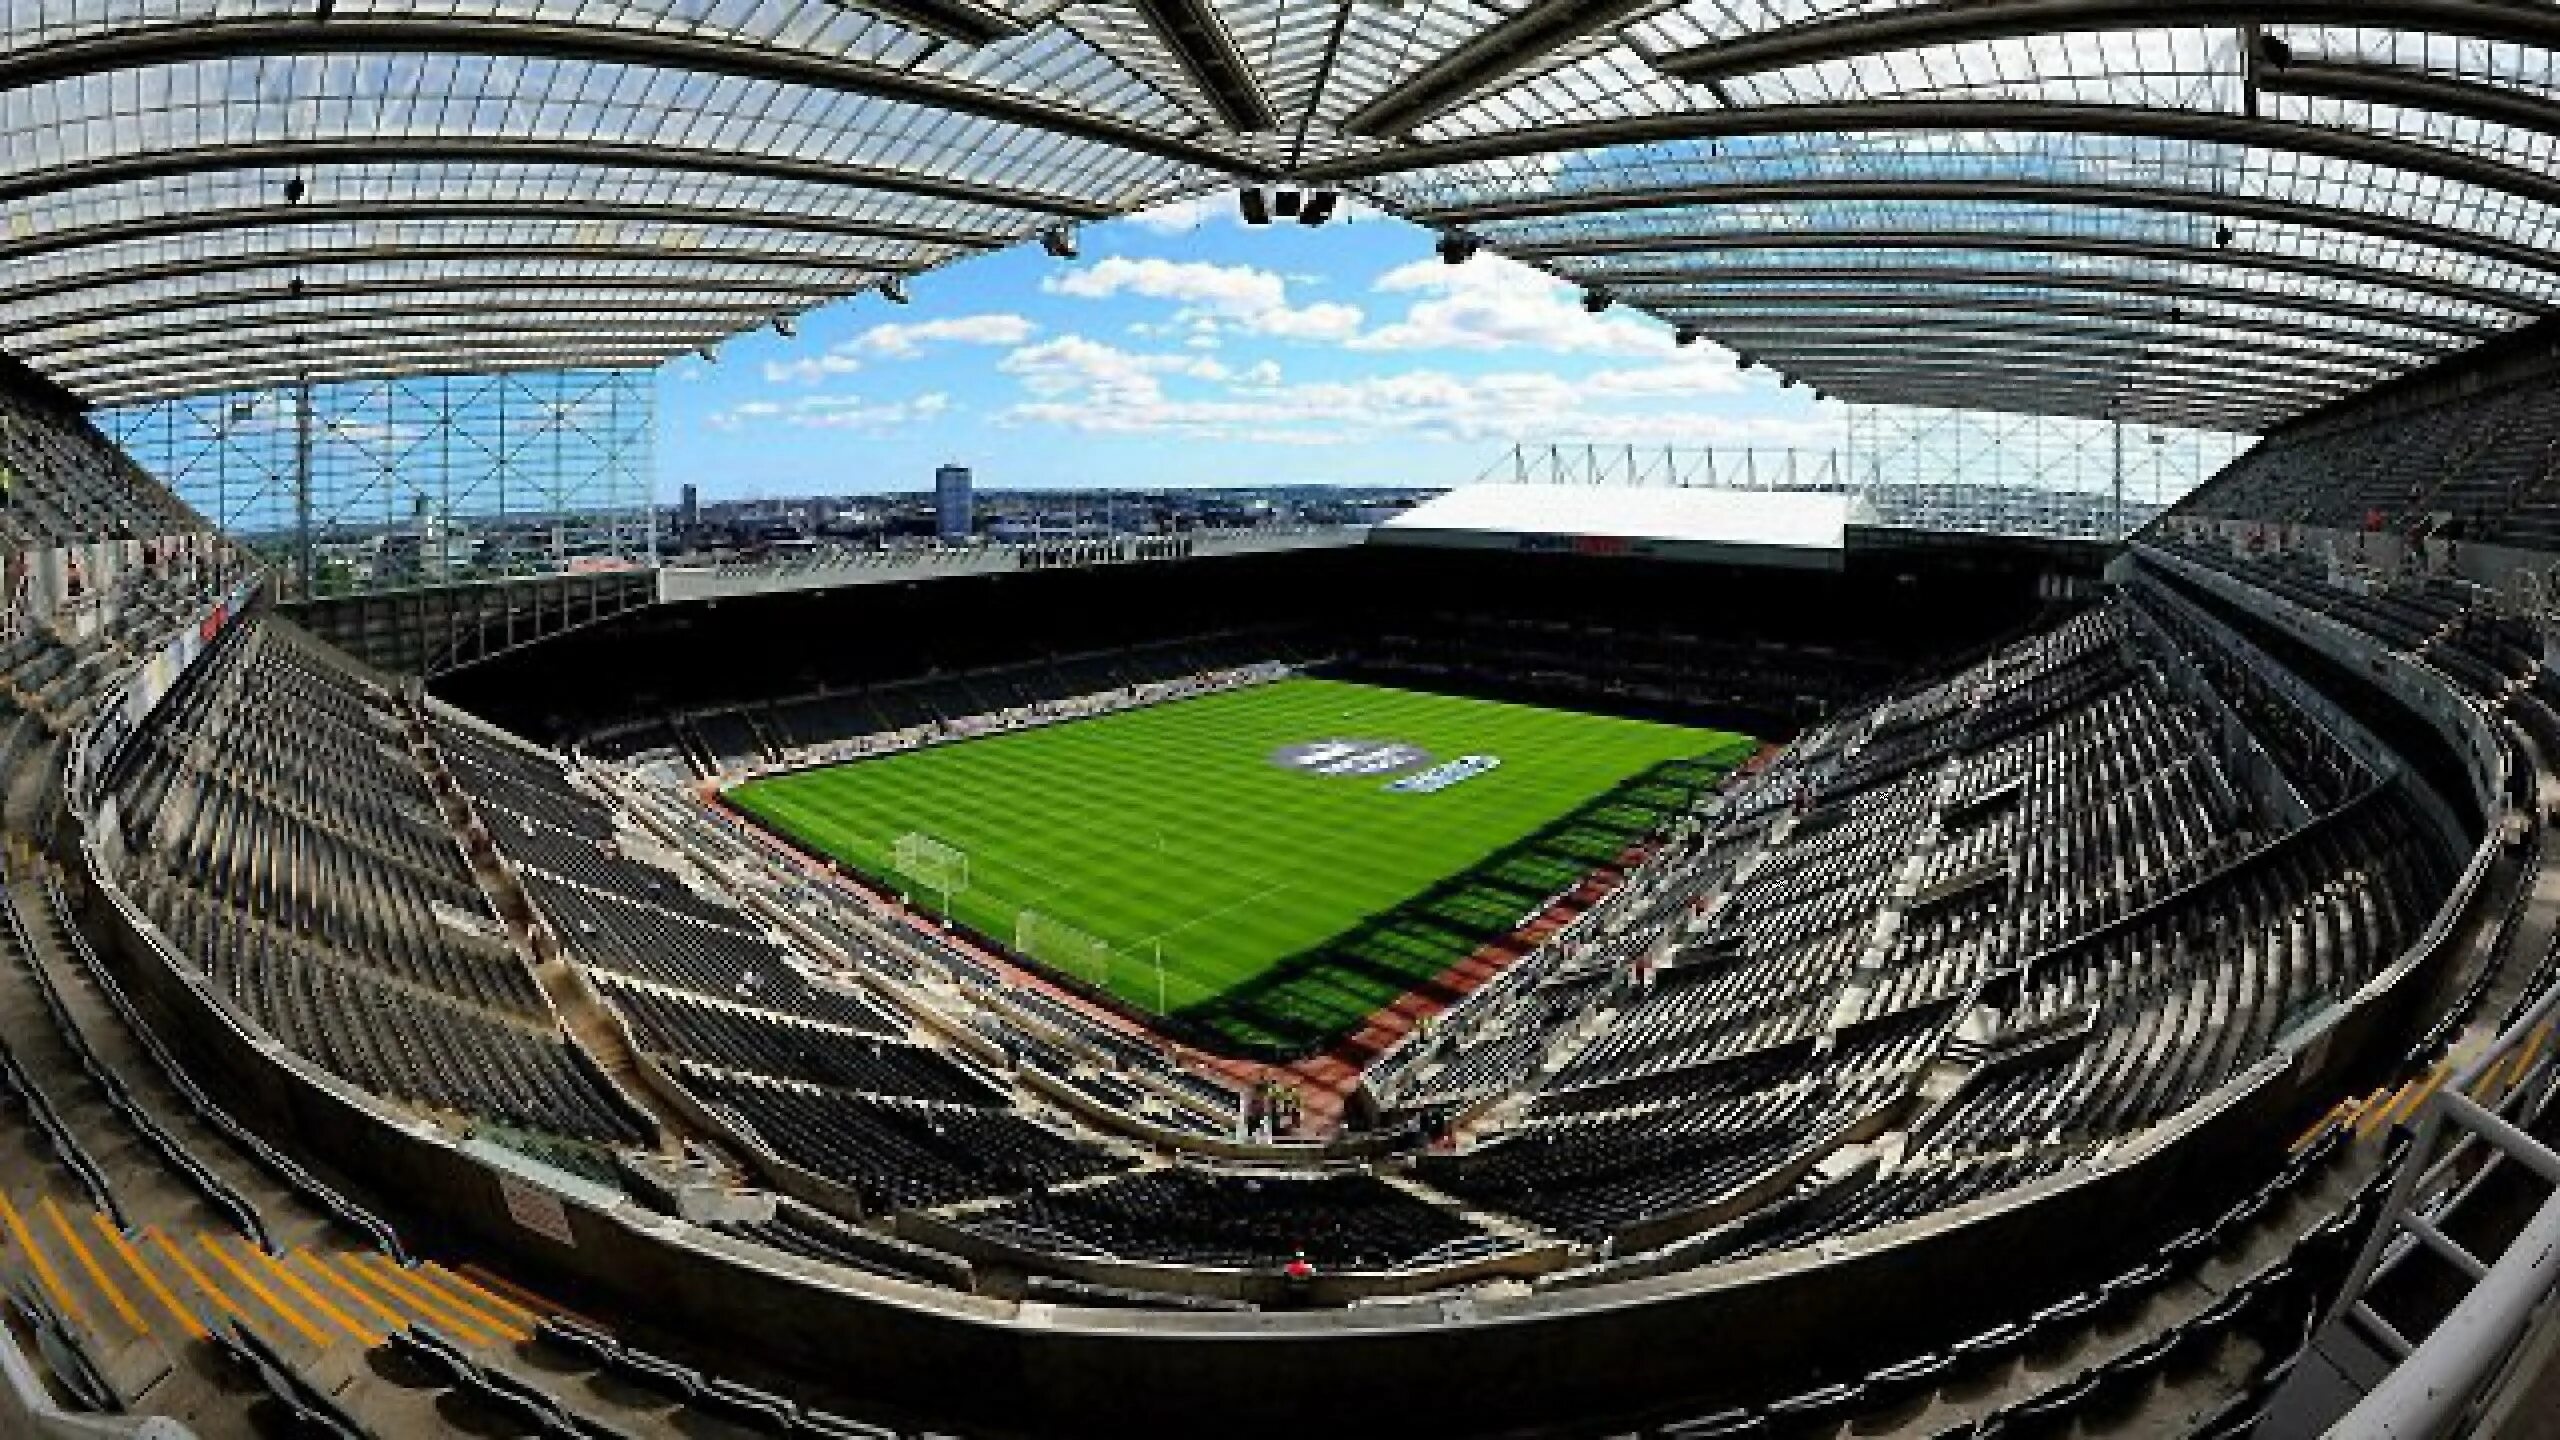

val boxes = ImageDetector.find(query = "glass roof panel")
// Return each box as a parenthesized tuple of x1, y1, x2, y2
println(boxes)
(3, 1, 2551, 430)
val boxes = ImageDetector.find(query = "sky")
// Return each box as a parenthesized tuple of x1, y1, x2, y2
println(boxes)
(659, 193, 1844, 500)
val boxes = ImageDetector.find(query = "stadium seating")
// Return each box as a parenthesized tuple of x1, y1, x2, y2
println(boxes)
(2181, 351, 2560, 547)
(1, 350, 2550, 1436)
(0, 378, 202, 547)
(967, 1165, 1502, 1270)
(105, 615, 655, 1161)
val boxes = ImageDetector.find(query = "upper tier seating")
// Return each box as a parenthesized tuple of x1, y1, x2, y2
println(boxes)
(2181, 356, 2560, 547)
(0, 380, 202, 547)
(105, 616, 652, 1153)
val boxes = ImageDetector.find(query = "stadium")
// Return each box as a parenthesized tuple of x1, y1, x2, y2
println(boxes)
(1, 5, 2559, 1440)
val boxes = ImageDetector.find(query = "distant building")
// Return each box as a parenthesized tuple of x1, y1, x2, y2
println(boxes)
(935, 464, 973, 540)
(678, 482, 700, 533)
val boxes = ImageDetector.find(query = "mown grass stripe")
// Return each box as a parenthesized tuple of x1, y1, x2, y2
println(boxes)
(733, 678, 1750, 1049)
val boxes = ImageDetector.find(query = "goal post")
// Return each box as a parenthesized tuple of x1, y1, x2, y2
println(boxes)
(892, 831, 969, 914)
(1015, 908, 1115, 992)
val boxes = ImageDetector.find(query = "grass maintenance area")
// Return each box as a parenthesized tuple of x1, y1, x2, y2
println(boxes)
(728, 678, 1754, 1057)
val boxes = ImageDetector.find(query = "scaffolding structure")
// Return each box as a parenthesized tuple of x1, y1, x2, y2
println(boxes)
(1846, 404, 2251, 541)
(1483, 408, 2250, 543)
(101, 369, 656, 599)
(1475, 444, 1853, 493)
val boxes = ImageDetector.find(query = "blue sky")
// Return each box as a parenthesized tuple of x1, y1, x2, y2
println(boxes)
(661, 194, 1843, 500)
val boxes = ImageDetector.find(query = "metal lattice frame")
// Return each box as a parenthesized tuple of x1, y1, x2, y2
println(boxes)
(1846, 405, 2250, 539)
(1480, 414, 2243, 541)
(3, 4, 2555, 429)
(98, 371, 656, 597)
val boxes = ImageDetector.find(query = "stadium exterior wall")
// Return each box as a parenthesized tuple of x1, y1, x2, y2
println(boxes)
(55, 561, 2513, 1437)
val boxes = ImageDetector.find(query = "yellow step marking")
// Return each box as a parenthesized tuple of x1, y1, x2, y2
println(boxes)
(146, 1225, 251, 1326)
(440, 1263, 546, 1327)
(42, 1197, 144, 1336)
(90, 1214, 205, 1340)
(455, 1260, 565, 1332)
(298, 1253, 407, 1338)
(0, 1189, 93, 1331)
(2289, 1099, 2353, 1153)
(348, 1253, 500, 1346)
(2391, 1063, 2452, 1127)
(199, 1234, 331, 1349)
(245, 1243, 379, 1347)
(414, 1264, 533, 1341)
(2352, 1086, 2397, 1140)
(2478, 1021, 2550, 1103)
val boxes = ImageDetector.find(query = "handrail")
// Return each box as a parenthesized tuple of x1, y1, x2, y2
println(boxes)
(2327, 942, 2560, 1438)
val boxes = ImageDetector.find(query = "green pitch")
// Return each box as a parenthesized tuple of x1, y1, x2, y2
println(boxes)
(729, 678, 1752, 1057)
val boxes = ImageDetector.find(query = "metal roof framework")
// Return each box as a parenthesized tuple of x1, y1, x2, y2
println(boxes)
(4, 3, 2554, 427)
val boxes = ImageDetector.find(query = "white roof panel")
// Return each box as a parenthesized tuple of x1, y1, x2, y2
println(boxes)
(1377, 484, 1857, 567)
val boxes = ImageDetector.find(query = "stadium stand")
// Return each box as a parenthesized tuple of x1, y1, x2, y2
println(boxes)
(0, 362, 202, 549)
(10, 0, 2560, 1422)
(0, 212, 2558, 1440)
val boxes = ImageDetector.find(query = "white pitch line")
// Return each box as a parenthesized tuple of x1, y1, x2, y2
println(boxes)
(1140, 875, 1298, 948)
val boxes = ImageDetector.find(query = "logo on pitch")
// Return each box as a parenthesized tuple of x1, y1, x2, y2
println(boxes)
(1386, 754, 1502, 794)
(1271, 738, 1431, 778)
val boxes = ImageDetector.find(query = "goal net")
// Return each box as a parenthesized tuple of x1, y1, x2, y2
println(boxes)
(892, 832, 970, 902)
(1015, 908, 1114, 990)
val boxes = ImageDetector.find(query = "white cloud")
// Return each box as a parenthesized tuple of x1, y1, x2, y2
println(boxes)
(1120, 193, 1230, 234)
(1045, 257, 1363, 343)
(707, 391, 954, 433)
(762, 354, 861, 385)
(859, 313, 1038, 358)
(762, 313, 1036, 384)
(997, 336, 1232, 411)
(991, 332, 1817, 449)
(1351, 255, 1673, 357)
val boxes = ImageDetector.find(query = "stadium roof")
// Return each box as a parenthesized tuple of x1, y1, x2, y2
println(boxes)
(10, 3, 2556, 427)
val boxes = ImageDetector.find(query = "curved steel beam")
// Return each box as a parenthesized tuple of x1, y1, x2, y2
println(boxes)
(820, 0, 1027, 48)
(1128, 0, 1279, 131)
(1704, 333, 2386, 388)
(1786, 345, 2336, 396)
(2264, 58, 2560, 138)
(57, 339, 700, 401)
(1652, 291, 2472, 362)
(1663, 303, 2454, 361)
(1741, 342, 2373, 396)
(74, 351, 684, 409)
(1647, 1, 2560, 86)
(2, 278, 833, 339)
(1514, 228, 2542, 320)
(1763, 351, 2348, 407)
(1824, 368, 2296, 410)
(51, 327, 725, 389)
(1342, 0, 1673, 138)
(1833, 382, 2283, 429)
(1830, 382, 2285, 430)
(1302, 102, 2560, 217)
(0, 17, 1252, 175)
(1408, 177, 2560, 289)
(0, 202, 1006, 272)
(32, 313, 756, 373)
(1612, 269, 2481, 339)
(18, 295, 800, 362)
(0, 244, 888, 316)
(1687, 315, 2423, 372)
(0, 137, 1122, 221)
